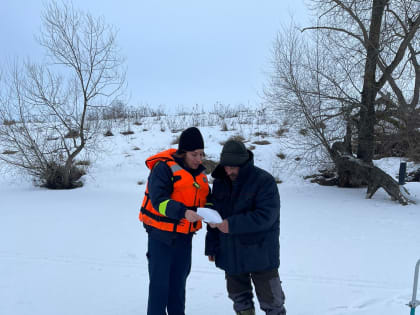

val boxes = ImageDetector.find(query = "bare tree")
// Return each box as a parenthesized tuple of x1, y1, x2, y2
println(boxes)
(265, 22, 358, 168)
(266, 0, 419, 204)
(0, 1, 125, 188)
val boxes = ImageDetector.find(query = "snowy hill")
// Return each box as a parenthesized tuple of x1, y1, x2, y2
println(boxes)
(1, 114, 420, 315)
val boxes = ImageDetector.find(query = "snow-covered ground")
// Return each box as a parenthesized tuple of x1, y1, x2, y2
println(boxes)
(1, 120, 420, 315)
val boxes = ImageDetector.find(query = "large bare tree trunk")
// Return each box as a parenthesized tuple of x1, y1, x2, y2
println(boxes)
(333, 142, 415, 205)
(357, 0, 388, 162)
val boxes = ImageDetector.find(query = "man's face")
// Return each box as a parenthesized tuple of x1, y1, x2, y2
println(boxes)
(224, 166, 240, 181)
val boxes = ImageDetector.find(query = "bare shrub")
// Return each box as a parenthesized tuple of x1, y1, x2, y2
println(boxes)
(104, 130, 114, 137)
(221, 121, 228, 131)
(102, 100, 129, 120)
(277, 153, 286, 159)
(275, 128, 288, 137)
(40, 162, 85, 189)
(211, 102, 240, 119)
(299, 129, 308, 136)
(0, 2, 125, 189)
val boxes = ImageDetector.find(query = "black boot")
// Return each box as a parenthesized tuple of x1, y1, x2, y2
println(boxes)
(236, 309, 255, 315)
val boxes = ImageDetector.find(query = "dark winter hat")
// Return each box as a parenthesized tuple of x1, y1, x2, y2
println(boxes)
(220, 140, 249, 166)
(178, 127, 204, 152)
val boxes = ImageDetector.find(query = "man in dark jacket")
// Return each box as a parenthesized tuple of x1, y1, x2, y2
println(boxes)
(205, 140, 286, 315)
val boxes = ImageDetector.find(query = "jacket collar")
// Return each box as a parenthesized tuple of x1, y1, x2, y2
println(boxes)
(173, 155, 206, 177)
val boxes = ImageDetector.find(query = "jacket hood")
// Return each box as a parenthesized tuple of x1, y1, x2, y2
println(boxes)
(145, 148, 177, 170)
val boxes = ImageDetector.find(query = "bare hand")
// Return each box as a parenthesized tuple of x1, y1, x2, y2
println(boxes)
(185, 209, 203, 223)
(215, 219, 229, 233)
(209, 223, 217, 229)
(208, 255, 215, 262)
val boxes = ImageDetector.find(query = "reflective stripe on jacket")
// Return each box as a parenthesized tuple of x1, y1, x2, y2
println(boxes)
(139, 148, 209, 234)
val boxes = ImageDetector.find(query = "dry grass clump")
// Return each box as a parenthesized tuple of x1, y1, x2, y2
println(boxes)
(219, 134, 246, 146)
(275, 128, 288, 137)
(252, 140, 271, 145)
(202, 158, 218, 174)
(2, 150, 18, 155)
(75, 160, 91, 166)
(121, 130, 135, 136)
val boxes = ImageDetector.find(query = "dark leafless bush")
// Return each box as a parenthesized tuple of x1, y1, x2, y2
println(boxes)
(2, 150, 19, 155)
(104, 130, 114, 137)
(0, 1, 126, 189)
(253, 140, 271, 145)
(3, 119, 16, 126)
(299, 129, 308, 136)
(221, 121, 228, 131)
(39, 162, 85, 189)
(121, 130, 134, 136)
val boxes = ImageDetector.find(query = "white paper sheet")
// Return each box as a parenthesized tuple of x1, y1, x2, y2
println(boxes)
(197, 207, 223, 224)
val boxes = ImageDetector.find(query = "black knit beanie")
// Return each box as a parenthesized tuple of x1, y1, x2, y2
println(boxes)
(178, 127, 204, 152)
(220, 140, 249, 166)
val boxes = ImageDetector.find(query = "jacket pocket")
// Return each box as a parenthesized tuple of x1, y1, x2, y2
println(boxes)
(236, 234, 271, 272)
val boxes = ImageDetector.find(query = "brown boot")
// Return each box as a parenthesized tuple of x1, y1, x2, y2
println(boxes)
(236, 309, 255, 315)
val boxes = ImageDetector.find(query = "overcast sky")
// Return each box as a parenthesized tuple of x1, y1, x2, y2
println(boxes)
(0, 1, 309, 109)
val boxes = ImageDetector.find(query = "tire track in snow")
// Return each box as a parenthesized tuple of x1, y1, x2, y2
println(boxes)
(0, 251, 145, 269)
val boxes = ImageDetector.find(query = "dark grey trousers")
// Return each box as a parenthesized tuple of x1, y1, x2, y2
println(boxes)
(226, 269, 286, 315)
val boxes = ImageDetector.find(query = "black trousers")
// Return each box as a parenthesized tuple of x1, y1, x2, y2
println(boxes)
(146, 234, 192, 315)
(226, 269, 286, 315)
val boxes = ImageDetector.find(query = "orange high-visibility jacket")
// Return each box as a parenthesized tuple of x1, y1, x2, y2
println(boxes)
(139, 149, 209, 234)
